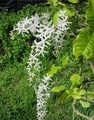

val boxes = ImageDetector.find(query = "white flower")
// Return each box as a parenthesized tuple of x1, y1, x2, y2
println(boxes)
(37, 74, 52, 120)
(12, 11, 70, 120)
(28, 54, 38, 64)
(56, 10, 70, 31)
(28, 13, 40, 34)
(14, 17, 31, 34)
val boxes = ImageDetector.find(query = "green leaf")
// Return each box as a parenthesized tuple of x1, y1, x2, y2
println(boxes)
(86, 0, 94, 30)
(58, 91, 68, 104)
(79, 100, 90, 108)
(51, 85, 66, 92)
(71, 88, 86, 99)
(77, 89, 86, 96)
(68, 0, 79, 3)
(53, 11, 59, 26)
(70, 74, 82, 86)
(65, 8, 75, 17)
(87, 91, 94, 100)
(48, 0, 58, 6)
(72, 94, 81, 99)
(62, 4, 75, 17)
(73, 28, 94, 59)
(61, 55, 69, 67)
(48, 64, 61, 76)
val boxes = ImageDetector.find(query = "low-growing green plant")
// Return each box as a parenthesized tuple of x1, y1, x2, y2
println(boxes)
(0, 62, 37, 120)
(50, 0, 94, 119)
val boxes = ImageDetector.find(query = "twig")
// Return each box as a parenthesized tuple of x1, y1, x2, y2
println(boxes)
(89, 61, 94, 74)
(55, 26, 68, 32)
(72, 99, 93, 120)
(82, 97, 94, 103)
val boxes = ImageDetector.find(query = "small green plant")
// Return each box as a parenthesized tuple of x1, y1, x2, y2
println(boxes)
(50, 0, 94, 119)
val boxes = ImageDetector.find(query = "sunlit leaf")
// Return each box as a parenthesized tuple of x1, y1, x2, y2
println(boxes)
(86, 0, 94, 30)
(68, 0, 79, 3)
(61, 55, 69, 67)
(77, 89, 86, 96)
(48, 64, 61, 76)
(70, 74, 82, 86)
(72, 88, 86, 99)
(48, 0, 58, 6)
(87, 91, 94, 100)
(62, 4, 75, 17)
(80, 100, 90, 108)
(51, 85, 66, 92)
(72, 94, 81, 99)
(53, 11, 59, 26)
(73, 28, 94, 59)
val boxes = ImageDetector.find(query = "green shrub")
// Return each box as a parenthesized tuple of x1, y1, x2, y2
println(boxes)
(0, 62, 37, 120)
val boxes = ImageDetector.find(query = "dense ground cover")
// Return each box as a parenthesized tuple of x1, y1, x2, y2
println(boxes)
(0, 0, 94, 120)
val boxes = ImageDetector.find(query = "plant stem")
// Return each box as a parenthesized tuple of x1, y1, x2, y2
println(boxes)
(72, 99, 93, 120)
(82, 97, 94, 103)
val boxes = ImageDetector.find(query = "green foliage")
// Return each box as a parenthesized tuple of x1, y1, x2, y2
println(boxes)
(70, 74, 82, 87)
(79, 100, 90, 108)
(50, 0, 94, 119)
(1, 1, 94, 120)
(73, 28, 94, 59)
(61, 54, 69, 67)
(53, 11, 59, 25)
(0, 4, 53, 68)
(48, 64, 61, 76)
(51, 85, 66, 92)
(63, 6, 76, 17)
(86, 0, 94, 30)
(52, 73, 86, 100)
(0, 62, 37, 120)
(68, 0, 79, 3)
(48, 0, 58, 6)
(87, 91, 94, 100)
(73, 0, 94, 60)
(0, 9, 31, 68)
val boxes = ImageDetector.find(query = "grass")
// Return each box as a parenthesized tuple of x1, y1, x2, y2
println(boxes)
(0, 62, 37, 120)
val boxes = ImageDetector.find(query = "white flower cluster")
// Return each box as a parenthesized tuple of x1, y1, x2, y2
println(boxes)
(14, 14, 39, 35)
(37, 74, 52, 120)
(53, 10, 70, 55)
(25, 13, 54, 83)
(13, 10, 70, 120)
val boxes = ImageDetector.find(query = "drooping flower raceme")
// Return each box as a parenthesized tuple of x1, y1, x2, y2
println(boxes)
(37, 74, 52, 120)
(12, 10, 70, 120)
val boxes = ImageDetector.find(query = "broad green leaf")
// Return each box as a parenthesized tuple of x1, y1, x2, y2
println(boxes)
(61, 55, 69, 67)
(66, 89, 81, 99)
(53, 11, 59, 26)
(77, 89, 86, 96)
(48, 64, 61, 76)
(80, 100, 90, 108)
(86, 0, 94, 30)
(73, 28, 94, 59)
(72, 93, 81, 99)
(87, 91, 94, 100)
(51, 85, 66, 92)
(71, 88, 86, 99)
(66, 89, 72, 95)
(68, 0, 79, 3)
(70, 74, 82, 86)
